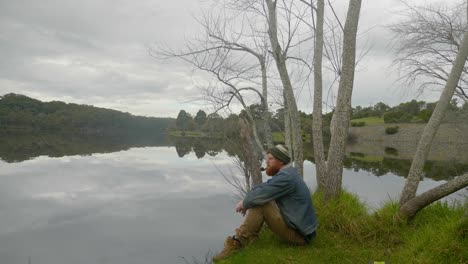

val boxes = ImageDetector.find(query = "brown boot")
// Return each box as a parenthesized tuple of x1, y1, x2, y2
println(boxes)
(212, 236, 242, 262)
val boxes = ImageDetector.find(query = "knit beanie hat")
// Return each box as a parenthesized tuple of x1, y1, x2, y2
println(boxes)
(267, 144, 291, 164)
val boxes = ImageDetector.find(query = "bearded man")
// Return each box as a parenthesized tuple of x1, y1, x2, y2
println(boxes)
(213, 144, 318, 261)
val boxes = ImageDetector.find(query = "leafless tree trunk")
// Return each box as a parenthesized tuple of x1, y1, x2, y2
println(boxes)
(239, 117, 263, 185)
(324, 0, 361, 200)
(311, 0, 327, 190)
(399, 28, 468, 207)
(260, 58, 274, 148)
(400, 172, 468, 219)
(265, 0, 304, 177)
(283, 91, 293, 156)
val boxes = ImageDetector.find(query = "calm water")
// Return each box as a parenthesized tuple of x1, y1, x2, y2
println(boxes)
(0, 133, 466, 264)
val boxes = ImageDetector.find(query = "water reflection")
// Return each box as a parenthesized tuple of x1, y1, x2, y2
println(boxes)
(0, 131, 171, 163)
(0, 133, 467, 264)
(175, 137, 468, 181)
(4, 132, 467, 182)
(0, 147, 242, 264)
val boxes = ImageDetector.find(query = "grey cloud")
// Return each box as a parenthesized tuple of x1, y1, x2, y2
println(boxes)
(0, 0, 206, 117)
(0, 0, 445, 117)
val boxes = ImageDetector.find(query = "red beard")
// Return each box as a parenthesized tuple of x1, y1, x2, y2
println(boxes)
(265, 166, 280, 176)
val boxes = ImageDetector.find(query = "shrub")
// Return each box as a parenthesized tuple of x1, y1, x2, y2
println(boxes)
(418, 109, 433, 122)
(398, 113, 413, 123)
(385, 147, 399, 156)
(384, 111, 401, 123)
(384, 111, 413, 123)
(347, 132, 358, 143)
(351, 121, 366, 127)
(385, 126, 399, 134)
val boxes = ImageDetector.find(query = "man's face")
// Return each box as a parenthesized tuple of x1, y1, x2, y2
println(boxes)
(265, 153, 283, 176)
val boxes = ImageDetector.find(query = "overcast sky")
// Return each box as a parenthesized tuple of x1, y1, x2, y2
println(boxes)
(0, 0, 448, 118)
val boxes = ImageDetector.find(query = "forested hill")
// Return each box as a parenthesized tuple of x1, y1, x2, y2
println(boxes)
(0, 93, 175, 134)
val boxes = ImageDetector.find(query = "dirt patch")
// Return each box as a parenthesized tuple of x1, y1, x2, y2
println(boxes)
(348, 123, 468, 162)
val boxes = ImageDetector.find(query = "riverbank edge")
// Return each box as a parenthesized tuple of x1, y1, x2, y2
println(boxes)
(216, 191, 468, 264)
(169, 123, 468, 144)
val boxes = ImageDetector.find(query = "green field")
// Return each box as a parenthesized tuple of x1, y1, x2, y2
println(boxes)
(351, 117, 384, 125)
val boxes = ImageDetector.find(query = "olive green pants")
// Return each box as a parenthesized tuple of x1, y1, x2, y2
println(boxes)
(235, 201, 306, 246)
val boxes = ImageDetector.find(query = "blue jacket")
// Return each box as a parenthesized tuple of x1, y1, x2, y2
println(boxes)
(243, 166, 318, 236)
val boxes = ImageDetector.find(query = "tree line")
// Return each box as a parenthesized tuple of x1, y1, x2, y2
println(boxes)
(175, 99, 468, 137)
(0, 93, 175, 134)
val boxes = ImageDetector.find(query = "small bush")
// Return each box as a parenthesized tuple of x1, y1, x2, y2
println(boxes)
(384, 147, 399, 156)
(351, 121, 366, 127)
(347, 132, 358, 143)
(385, 126, 399, 135)
(418, 109, 433, 122)
(383, 111, 401, 123)
(350, 152, 365, 157)
(384, 111, 413, 123)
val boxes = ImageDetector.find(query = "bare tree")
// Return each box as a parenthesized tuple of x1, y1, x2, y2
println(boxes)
(399, 2, 468, 218)
(215, 117, 264, 200)
(390, 0, 468, 101)
(322, 0, 362, 199)
(299, 0, 362, 197)
(150, 9, 273, 154)
(265, 0, 305, 177)
(311, 0, 327, 190)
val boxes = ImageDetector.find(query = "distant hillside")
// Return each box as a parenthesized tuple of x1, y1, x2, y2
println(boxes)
(349, 123, 468, 162)
(0, 93, 175, 134)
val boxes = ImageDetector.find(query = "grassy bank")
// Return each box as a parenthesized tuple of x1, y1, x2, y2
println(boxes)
(218, 191, 468, 264)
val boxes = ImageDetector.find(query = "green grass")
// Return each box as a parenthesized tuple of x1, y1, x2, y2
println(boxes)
(217, 191, 468, 264)
(350, 155, 384, 163)
(351, 117, 384, 125)
(272, 132, 285, 143)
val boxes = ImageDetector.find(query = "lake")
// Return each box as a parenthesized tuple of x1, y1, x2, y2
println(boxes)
(0, 133, 466, 264)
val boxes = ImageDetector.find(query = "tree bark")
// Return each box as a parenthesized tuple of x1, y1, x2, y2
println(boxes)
(260, 59, 274, 149)
(233, 92, 265, 157)
(399, 30, 468, 206)
(239, 117, 263, 186)
(400, 172, 468, 219)
(312, 0, 327, 190)
(324, 0, 362, 200)
(265, 0, 304, 177)
(283, 90, 292, 156)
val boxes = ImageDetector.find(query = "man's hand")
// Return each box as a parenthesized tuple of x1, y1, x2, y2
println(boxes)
(235, 200, 247, 216)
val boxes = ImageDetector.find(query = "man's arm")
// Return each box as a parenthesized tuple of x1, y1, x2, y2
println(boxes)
(243, 174, 294, 209)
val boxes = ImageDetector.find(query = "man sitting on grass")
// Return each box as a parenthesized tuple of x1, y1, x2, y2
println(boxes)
(213, 144, 318, 261)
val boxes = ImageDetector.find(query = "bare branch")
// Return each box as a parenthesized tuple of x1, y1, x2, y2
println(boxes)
(390, 0, 468, 99)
